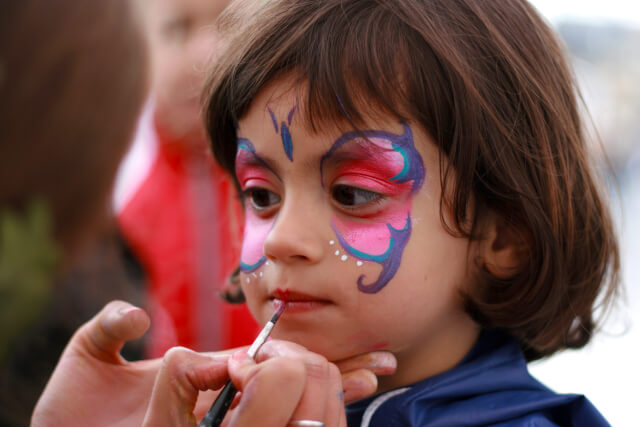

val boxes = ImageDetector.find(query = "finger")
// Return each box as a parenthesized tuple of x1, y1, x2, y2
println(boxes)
(318, 362, 347, 427)
(335, 352, 397, 404)
(72, 300, 150, 364)
(335, 351, 397, 377)
(226, 350, 306, 427)
(143, 347, 230, 427)
(287, 352, 332, 424)
(341, 369, 378, 404)
(256, 341, 344, 427)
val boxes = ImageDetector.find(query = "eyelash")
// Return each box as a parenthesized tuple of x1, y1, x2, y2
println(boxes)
(240, 187, 281, 214)
(330, 184, 387, 214)
(240, 184, 388, 218)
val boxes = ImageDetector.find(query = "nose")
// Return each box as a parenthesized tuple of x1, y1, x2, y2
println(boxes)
(263, 198, 325, 265)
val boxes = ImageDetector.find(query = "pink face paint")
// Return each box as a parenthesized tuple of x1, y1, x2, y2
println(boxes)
(239, 208, 272, 272)
(322, 123, 425, 293)
(236, 138, 279, 272)
(237, 138, 280, 180)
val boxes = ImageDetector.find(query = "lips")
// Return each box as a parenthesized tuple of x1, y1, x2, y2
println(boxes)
(270, 289, 332, 313)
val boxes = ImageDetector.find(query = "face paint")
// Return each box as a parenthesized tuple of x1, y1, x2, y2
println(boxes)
(239, 208, 270, 272)
(237, 137, 281, 180)
(268, 106, 296, 161)
(235, 138, 279, 273)
(322, 123, 424, 192)
(322, 123, 425, 293)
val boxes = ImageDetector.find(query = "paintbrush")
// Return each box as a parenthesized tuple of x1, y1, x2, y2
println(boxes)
(199, 301, 287, 427)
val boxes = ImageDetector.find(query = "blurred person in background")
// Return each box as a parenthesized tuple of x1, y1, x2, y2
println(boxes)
(114, 0, 259, 358)
(0, 0, 149, 424)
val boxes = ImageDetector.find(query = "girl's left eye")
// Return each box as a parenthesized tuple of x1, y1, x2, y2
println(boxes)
(331, 184, 384, 207)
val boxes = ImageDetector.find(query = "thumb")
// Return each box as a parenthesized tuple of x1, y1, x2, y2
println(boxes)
(71, 300, 150, 364)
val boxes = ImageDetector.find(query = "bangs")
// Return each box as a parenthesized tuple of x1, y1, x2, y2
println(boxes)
(205, 0, 450, 175)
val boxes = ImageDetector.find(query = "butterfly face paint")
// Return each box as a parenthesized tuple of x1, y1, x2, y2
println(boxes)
(236, 105, 297, 275)
(268, 106, 297, 161)
(322, 123, 425, 293)
(235, 138, 278, 273)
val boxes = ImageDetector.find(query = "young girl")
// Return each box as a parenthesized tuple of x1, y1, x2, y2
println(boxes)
(204, 0, 620, 425)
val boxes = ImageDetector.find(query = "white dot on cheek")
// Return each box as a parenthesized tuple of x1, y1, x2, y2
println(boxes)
(334, 250, 340, 256)
(246, 277, 250, 283)
(329, 240, 335, 245)
(356, 261, 363, 267)
(259, 271, 263, 277)
(341, 255, 348, 261)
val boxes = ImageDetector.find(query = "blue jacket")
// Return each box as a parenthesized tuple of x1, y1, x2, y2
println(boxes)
(346, 330, 608, 426)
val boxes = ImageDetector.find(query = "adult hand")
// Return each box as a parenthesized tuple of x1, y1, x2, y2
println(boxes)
(224, 341, 396, 427)
(31, 300, 161, 426)
(142, 340, 397, 427)
(32, 300, 397, 426)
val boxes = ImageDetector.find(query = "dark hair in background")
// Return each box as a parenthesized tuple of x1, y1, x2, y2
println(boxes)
(0, 0, 148, 264)
(204, 0, 620, 360)
(0, 1, 149, 425)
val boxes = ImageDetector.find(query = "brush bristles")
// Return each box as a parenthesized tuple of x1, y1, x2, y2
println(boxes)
(271, 300, 287, 322)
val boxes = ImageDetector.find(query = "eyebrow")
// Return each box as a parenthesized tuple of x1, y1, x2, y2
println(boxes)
(236, 137, 282, 181)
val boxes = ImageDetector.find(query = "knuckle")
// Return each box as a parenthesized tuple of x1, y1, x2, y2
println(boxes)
(261, 339, 307, 356)
(162, 346, 192, 368)
(272, 357, 306, 383)
(304, 354, 331, 381)
(327, 362, 341, 380)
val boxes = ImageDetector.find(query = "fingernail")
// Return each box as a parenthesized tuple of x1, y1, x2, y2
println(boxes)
(343, 370, 377, 394)
(231, 350, 250, 363)
(372, 352, 397, 372)
(118, 306, 138, 316)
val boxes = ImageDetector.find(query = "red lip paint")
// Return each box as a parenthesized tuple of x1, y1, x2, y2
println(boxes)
(273, 288, 331, 314)
(274, 287, 290, 302)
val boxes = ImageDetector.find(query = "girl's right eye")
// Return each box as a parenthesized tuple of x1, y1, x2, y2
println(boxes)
(243, 188, 281, 212)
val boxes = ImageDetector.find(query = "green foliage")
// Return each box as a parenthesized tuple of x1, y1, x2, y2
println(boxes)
(0, 200, 59, 363)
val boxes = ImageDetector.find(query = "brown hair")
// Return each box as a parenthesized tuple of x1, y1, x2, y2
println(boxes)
(204, 0, 620, 360)
(0, 0, 148, 262)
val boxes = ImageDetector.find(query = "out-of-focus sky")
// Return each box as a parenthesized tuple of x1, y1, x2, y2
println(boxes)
(530, 0, 640, 28)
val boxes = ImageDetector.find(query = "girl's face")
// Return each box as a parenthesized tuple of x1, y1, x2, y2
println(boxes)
(236, 78, 478, 387)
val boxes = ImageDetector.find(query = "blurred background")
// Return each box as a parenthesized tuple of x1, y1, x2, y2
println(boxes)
(0, 1, 258, 425)
(0, 0, 638, 425)
(527, 1, 640, 426)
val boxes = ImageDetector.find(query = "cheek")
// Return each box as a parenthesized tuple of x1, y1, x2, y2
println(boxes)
(240, 209, 272, 271)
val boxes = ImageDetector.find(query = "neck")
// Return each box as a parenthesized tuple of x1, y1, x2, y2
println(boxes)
(377, 316, 480, 393)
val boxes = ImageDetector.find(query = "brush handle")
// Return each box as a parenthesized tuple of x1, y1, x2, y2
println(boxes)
(199, 304, 285, 427)
(199, 380, 237, 427)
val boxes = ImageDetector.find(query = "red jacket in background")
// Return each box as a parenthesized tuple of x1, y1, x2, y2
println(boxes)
(115, 109, 258, 357)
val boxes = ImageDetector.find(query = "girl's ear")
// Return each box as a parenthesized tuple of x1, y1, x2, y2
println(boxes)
(480, 212, 529, 279)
